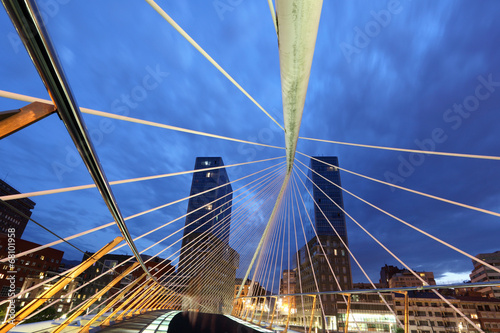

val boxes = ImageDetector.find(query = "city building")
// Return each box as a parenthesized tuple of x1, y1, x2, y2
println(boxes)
(353, 282, 384, 290)
(393, 291, 500, 333)
(470, 251, 500, 298)
(380, 265, 436, 289)
(389, 270, 436, 288)
(178, 157, 239, 314)
(455, 295, 500, 332)
(78, 253, 175, 311)
(380, 264, 403, 288)
(0, 235, 63, 300)
(18, 271, 79, 314)
(0, 179, 35, 237)
(182, 237, 239, 314)
(337, 293, 397, 333)
(295, 156, 353, 330)
(279, 269, 297, 314)
(234, 278, 267, 315)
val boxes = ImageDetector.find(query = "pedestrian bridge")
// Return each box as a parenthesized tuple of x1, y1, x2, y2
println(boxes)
(1, 1, 499, 333)
(9, 310, 280, 333)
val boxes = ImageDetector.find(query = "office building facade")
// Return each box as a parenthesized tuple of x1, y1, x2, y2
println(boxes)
(0, 179, 35, 237)
(180, 157, 233, 263)
(179, 157, 239, 314)
(470, 251, 500, 298)
(0, 235, 63, 300)
(295, 156, 353, 329)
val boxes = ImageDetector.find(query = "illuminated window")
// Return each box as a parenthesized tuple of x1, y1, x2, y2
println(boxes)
(202, 161, 210, 166)
(25, 261, 30, 266)
(0, 274, 4, 279)
(104, 260, 118, 272)
(206, 204, 213, 210)
(40, 256, 44, 260)
(206, 172, 212, 178)
(39, 272, 44, 279)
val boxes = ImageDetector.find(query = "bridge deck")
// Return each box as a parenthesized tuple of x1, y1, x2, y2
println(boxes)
(98, 310, 169, 333)
(97, 311, 275, 333)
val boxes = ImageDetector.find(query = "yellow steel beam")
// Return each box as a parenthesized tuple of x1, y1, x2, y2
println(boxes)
(344, 294, 352, 333)
(126, 284, 162, 317)
(169, 294, 183, 310)
(53, 262, 140, 333)
(243, 300, 251, 320)
(116, 283, 156, 320)
(284, 296, 292, 333)
(101, 280, 154, 326)
(266, 296, 278, 330)
(136, 287, 160, 314)
(157, 291, 176, 309)
(231, 299, 241, 316)
(0, 101, 56, 139)
(78, 273, 146, 333)
(151, 293, 169, 310)
(249, 297, 259, 322)
(139, 287, 165, 314)
(157, 292, 172, 309)
(158, 292, 177, 310)
(150, 289, 169, 310)
(405, 292, 409, 333)
(308, 295, 317, 333)
(0, 237, 123, 333)
(257, 297, 266, 326)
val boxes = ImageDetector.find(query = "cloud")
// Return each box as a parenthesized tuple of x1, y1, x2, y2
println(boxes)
(435, 271, 471, 285)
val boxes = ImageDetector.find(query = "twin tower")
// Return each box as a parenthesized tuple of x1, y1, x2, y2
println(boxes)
(178, 156, 351, 316)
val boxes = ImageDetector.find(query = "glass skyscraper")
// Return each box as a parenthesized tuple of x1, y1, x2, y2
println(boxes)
(308, 156, 347, 238)
(181, 157, 232, 244)
(295, 156, 353, 329)
(178, 157, 239, 314)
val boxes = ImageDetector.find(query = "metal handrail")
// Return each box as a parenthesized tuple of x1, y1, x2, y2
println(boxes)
(234, 281, 500, 300)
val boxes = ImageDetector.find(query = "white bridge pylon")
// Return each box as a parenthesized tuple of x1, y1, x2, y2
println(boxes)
(237, 0, 324, 300)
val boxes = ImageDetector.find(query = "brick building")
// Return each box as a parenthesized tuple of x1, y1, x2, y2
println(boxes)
(0, 235, 63, 300)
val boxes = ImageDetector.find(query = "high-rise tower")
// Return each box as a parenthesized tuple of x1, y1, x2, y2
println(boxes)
(295, 156, 352, 329)
(178, 157, 239, 314)
(181, 157, 232, 247)
(308, 156, 347, 238)
(0, 179, 35, 238)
